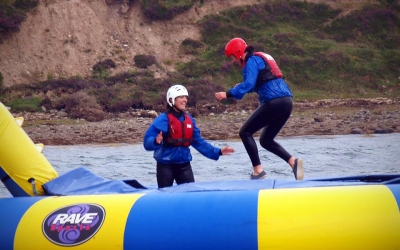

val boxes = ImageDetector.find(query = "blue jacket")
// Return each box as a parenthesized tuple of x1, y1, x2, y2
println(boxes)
(143, 112, 221, 164)
(228, 55, 293, 103)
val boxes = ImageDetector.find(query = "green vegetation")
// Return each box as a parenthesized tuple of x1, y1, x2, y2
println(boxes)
(1, 0, 399, 118)
(0, 0, 38, 41)
(140, 0, 196, 20)
(190, 0, 400, 99)
(92, 59, 116, 79)
(134, 54, 157, 69)
(5, 96, 41, 112)
(180, 38, 204, 55)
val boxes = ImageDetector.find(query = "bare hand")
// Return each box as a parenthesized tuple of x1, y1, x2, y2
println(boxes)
(215, 92, 227, 101)
(220, 146, 235, 156)
(156, 131, 163, 144)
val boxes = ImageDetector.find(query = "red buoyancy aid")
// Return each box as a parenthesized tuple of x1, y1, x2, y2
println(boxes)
(165, 113, 194, 147)
(254, 52, 283, 78)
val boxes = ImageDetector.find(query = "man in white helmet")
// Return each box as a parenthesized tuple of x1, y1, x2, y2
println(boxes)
(144, 85, 235, 188)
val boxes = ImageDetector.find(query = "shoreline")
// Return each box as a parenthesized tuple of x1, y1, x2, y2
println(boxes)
(12, 98, 400, 146)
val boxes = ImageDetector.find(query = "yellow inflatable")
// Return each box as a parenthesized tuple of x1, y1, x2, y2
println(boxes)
(0, 102, 58, 196)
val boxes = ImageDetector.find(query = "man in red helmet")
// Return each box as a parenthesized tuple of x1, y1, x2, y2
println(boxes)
(215, 38, 304, 181)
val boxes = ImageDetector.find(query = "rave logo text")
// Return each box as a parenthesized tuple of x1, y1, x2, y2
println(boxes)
(42, 204, 105, 246)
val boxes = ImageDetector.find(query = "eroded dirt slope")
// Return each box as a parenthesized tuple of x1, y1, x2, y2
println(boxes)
(0, 0, 376, 86)
(0, 0, 260, 86)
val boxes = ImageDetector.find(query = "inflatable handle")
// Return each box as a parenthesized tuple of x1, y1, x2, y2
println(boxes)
(0, 102, 58, 196)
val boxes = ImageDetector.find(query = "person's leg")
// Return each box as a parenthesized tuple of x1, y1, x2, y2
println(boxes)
(156, 162, 175, 188)
(259, 97, 304, 180)
(174, 162, 195, 185)
(239, 103, 271, 176)
(259, 98, 292, 162)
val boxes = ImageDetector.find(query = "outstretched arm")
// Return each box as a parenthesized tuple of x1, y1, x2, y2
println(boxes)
(220, 146, 235, 155)
(190, 116, 234, 160)
(215, 92, 227, 101)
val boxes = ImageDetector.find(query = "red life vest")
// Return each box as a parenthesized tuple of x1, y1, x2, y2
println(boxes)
(248, 52, 283, 88)
(165, 113, 193, 147)
(254, 52, 283, 78)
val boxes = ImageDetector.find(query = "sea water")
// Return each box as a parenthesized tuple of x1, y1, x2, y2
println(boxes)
(1, 133, 400, 196)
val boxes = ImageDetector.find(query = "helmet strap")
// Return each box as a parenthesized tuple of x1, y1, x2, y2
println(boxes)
(240, 58, 245, 68)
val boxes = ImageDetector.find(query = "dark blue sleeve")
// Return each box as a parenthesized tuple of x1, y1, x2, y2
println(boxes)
(143, 113, 168, 151)
(228, 57, 260, 100)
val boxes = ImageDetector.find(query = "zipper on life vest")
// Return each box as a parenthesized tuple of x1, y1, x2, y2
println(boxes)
(182, 117, 185, 139)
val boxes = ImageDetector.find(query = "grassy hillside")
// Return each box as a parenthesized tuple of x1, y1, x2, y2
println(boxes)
(184, 0, 400, 99)
(1, 0, 399, 119)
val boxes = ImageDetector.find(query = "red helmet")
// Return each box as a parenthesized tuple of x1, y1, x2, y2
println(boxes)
(224, 38, 247, 60)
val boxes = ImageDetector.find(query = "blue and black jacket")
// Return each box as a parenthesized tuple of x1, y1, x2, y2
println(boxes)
(143, 109, 221, 164)
(227, 55, 293, 103)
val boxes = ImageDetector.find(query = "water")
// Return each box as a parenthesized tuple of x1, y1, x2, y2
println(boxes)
(1, 134, 400, 196)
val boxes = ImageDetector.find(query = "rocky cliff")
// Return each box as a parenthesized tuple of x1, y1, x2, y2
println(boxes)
(0, 0, 374, 87)
(0, 0, 260, 86)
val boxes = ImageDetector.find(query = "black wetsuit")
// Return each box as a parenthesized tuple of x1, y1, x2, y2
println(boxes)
(239, 96, 293, 166)
(227, 49, 294, 167)
(156, 162, 194, 188)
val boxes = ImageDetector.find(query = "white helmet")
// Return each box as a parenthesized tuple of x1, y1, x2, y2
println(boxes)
(166, 85, 188, 107)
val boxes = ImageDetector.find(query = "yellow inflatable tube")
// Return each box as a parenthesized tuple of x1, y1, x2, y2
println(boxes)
(0, 102, 58, 196)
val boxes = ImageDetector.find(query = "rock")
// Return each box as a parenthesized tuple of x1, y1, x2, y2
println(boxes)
(119, 4, 130, 14)
(45, 90, 54, 98)
(314, 116, 324, 122)
(358, 89, 367, 95)
(351, 128, 363, 134)
(374, 128, 394, 134)
(71, 108, 105, 122)
(57, 111, 68, 117)
(140, 110, 157, 118)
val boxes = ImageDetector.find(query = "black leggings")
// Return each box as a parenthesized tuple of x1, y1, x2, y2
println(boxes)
(239, 97, 293, 167)
(156, 162, 194, 188)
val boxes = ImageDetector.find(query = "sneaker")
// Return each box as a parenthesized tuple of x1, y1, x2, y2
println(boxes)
(250, 170, 267, 180)
(293, 158, 304, 180)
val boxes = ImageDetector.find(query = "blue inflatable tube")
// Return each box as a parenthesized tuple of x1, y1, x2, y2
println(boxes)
(1, 178, 400, 250)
